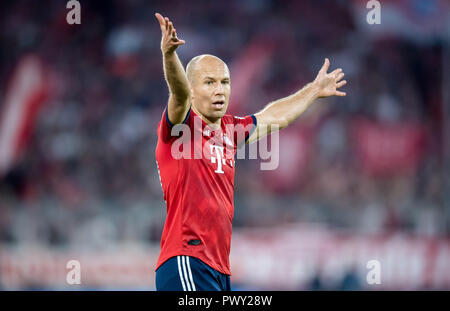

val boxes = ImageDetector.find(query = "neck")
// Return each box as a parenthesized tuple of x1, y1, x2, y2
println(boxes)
(192, 105, 221, 129)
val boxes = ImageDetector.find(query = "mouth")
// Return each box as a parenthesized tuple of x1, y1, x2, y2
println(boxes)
(212, 100, 225, 109)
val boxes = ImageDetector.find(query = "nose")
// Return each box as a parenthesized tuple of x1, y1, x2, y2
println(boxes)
(215, 82, 225, 95)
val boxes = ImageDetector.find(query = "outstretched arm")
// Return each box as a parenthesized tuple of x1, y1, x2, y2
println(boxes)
(247, 58, 346, 144)
(155, 13, 191, 125)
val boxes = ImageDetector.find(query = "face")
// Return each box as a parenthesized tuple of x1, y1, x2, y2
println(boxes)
(190, 57, 231, 124)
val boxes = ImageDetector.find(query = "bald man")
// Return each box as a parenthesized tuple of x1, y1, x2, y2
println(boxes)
(153, 13, 346, 291)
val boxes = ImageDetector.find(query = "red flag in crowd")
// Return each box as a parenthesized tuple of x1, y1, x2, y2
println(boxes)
(0, 55, 49, 177)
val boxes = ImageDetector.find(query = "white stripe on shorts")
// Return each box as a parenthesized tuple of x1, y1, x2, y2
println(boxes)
(181, 256, 192, 291)
(177, 256, 187, 291)
(185, 256, 196, 291)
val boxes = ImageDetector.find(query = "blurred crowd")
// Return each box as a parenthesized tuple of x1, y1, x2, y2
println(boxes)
(0, 0, 447, 250)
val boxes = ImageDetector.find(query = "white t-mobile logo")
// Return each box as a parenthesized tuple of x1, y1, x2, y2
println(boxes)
(210, 145, 225, 174)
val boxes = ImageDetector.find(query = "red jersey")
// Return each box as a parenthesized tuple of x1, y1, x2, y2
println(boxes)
(155, 106, 257, 275)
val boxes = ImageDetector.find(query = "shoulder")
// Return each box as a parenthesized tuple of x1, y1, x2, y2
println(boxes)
(222, 114, 249, 125)
(221, 114, 234, 124)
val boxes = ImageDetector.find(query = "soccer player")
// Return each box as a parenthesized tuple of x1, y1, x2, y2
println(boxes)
(154, 13, 346, 291)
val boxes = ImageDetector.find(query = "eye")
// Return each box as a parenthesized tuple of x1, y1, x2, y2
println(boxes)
(206, 80, 214, 85)
(222, 80, 229, 85)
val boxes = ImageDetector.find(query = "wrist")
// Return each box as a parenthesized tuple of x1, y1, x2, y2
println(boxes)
(308, 81, 321, 99)
(163, 50, 176, 58)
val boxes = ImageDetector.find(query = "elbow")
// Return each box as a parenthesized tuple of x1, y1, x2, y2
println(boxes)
(264, 115, 288, 132)
(277, 117, 289, 130)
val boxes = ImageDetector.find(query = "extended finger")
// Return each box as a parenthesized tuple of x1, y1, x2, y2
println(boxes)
(172, 36, 185, 44)
(336, 80, 347, 88)
(335, 90, 346, 96)
(330, 68, 342, 77)
(320, 58, 330, 74)
(336, 72, 345, 81)
(173, 40, 185, 46)
(155, 13, 165, 28)
(165, 17, 169, 30)
(167, 21, 173, 36)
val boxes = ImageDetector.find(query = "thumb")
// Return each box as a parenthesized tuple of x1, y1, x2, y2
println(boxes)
(319, 58, 330, 74)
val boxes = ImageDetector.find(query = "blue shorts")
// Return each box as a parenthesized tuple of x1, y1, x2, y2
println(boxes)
(155, 255, 231, 291)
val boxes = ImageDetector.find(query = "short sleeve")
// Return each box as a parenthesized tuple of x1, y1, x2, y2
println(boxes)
(233, 114, 257, 146)
(157, 105, 191, 143)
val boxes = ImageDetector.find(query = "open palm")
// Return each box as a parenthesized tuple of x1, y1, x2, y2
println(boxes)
(314, 58, 347, 98)
(155, 13, 185, 55)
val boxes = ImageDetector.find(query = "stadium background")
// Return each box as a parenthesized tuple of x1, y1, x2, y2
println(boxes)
(0, 0, 449, 290)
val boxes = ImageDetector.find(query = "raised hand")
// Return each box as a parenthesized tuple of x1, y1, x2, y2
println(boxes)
(155, 13, 185, 55)
(313, 58, 347, 98)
